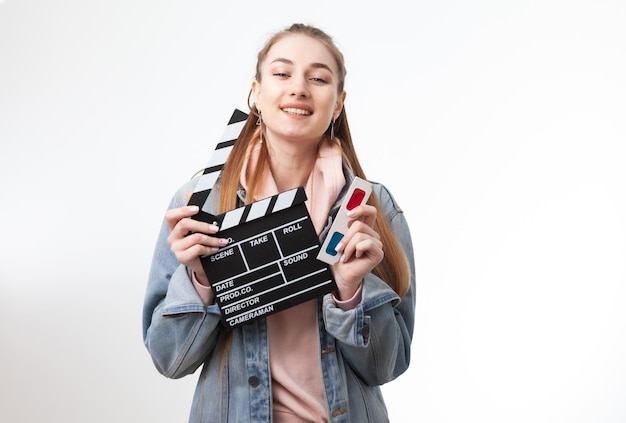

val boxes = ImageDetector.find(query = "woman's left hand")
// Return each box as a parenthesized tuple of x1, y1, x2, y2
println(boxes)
(331, 204, 384, 300)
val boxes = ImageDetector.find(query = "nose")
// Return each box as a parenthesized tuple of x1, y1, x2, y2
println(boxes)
(290, 75, 309, 98)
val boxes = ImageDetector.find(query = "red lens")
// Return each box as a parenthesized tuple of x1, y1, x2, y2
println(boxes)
(347, 189, 366, 210)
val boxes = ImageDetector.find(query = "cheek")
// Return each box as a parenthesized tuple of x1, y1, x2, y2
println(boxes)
(258, 86, 282, 106)
(324, 99, 338, 121)
(326, 92, 341, 113)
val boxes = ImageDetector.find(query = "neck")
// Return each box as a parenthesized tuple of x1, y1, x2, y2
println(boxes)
(266, 138, 321, 192)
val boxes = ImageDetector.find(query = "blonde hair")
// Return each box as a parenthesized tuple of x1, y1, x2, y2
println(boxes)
(218, 23, 410, 298)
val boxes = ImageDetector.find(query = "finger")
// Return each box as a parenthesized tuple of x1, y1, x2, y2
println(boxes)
(333, 220, 379, 259)
(169, 233, 230, 266)
(346, 204, 377, 227)
(165, 205, 201, 231)
(339, 232, 383, 263)
(172, 243, 213, 267)
(342, 220, 380, 246)
(353, 237, 384, 260)
(173, 217, 220, 239)
(168, 225, 226, 251)
(175, 231, 228, 250)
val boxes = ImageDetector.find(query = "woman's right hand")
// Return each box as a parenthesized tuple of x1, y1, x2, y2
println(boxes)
(165, 205, 229, 286)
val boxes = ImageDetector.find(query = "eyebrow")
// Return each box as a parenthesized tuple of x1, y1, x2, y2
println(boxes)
(270, 57, 334, 74)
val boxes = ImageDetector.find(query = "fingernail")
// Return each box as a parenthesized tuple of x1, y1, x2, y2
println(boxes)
(189, 205, 199, 212)
(340, 253, 347, 263)
(346, 210, 356, 217)
(218, 238, 229, 245)
(334, 242, 344, 252)
(209, 224, 220, 232)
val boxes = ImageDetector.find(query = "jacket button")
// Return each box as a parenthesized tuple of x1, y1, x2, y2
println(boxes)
(248, 376, 260, 387)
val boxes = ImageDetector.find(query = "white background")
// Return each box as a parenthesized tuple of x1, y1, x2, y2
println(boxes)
(1, 0, 625, 422)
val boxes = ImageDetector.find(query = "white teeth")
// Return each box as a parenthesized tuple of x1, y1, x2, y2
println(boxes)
(282, 108, 311, 116)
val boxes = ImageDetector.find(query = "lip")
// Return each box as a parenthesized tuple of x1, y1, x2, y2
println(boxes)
(280, 103, 313, 116)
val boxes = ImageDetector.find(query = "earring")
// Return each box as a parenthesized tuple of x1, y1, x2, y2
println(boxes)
(256, 111, 264, 143)
(330, 119, 335, 140)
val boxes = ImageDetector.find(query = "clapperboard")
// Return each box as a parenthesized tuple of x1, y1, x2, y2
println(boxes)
(188, 109, 337, 327)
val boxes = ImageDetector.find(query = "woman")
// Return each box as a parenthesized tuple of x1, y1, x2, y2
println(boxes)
(143, 23, 416, 422)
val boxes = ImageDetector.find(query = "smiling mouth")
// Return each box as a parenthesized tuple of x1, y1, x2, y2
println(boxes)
(282, 108, 311, 116)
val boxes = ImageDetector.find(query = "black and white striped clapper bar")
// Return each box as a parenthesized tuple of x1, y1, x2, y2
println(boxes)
(187, 108, 249, 223)
(189, 109, 337, 327)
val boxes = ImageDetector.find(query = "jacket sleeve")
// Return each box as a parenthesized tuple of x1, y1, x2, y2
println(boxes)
(322, 183, 416, 386)
(142, 180, 225, 379)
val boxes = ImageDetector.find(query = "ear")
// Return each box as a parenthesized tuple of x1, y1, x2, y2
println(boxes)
(251, 79, 261, 109)
(334, 91, 346, 120)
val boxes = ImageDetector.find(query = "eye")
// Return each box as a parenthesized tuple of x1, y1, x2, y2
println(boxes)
(273, 72, 289, 78)
(310, 76, 329, 84)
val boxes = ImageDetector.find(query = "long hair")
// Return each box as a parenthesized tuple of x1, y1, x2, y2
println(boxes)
(218, 23, 410, 299)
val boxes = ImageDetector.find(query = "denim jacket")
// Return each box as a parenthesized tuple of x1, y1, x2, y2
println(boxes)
(142, 169, 416, 422)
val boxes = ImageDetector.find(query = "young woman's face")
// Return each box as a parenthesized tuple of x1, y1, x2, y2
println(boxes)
(253, 34, 345, 148)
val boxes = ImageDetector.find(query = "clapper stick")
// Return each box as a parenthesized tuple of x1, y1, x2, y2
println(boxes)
(187, 109, 249, 220)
